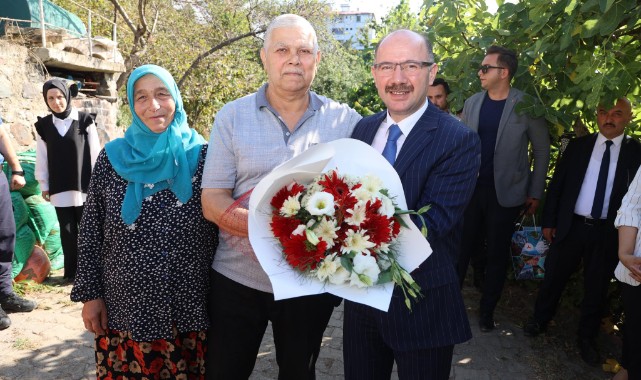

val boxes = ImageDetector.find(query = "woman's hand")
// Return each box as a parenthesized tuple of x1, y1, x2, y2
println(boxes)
(41, 191, 50, 201)
(82, 298, 108, 335)
(621, 255, 641, 283)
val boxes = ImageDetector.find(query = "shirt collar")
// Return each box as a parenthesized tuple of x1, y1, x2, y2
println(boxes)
(385, 97, 429, 136)
(256, 83, 322, 112)
(596, 132, 624, 147)
(52, 108, 79, 122)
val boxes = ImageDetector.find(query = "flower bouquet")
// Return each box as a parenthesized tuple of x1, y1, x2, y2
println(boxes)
(248, 138, 431, 311)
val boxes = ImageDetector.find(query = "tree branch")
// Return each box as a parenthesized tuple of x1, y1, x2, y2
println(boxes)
(177, 29, 266, 87)
(107, 0, 136, 34)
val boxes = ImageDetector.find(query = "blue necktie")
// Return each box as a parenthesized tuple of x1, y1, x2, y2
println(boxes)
(590, 140, 613, 219)
(382, 124, 402, 165)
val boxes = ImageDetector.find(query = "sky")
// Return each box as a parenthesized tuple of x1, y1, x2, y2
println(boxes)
(329, 1, 500, 19)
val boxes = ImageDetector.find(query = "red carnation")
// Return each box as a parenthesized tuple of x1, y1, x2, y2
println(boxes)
(318, 171, 350, 198)
(270, 215, 302, 240)
(270, 183, 305, 209)
(361, 213, 393, 246)
(282, 233, 328, 271)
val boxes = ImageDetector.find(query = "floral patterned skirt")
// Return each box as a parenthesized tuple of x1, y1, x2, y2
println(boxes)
(94, 328, 206, 379)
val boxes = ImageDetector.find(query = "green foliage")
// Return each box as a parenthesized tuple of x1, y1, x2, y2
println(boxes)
(423, 0, 641, 138)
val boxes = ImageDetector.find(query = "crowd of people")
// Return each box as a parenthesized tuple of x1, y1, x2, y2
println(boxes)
(0, 12, 639, 380)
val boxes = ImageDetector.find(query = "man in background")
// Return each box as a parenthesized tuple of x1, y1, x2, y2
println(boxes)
(428, 77, 450, 113)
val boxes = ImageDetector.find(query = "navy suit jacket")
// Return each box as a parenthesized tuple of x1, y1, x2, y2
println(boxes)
(350, 103, 481, 350)
(542, 133, 641, 253)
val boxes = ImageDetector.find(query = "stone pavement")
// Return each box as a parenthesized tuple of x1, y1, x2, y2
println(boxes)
(0, 272, 614, 379)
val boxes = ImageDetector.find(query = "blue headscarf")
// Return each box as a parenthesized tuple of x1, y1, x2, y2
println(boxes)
(105, 64, 205, 225)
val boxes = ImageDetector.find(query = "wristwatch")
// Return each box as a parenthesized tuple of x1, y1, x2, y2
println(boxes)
(12, 170, 25, 176)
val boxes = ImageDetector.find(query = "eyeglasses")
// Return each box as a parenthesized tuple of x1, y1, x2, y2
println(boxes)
(479, 64, 505, 74)
(372, 61, 434, 75)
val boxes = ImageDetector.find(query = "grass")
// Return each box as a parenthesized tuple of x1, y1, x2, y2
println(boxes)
(12, 337, 37, 350)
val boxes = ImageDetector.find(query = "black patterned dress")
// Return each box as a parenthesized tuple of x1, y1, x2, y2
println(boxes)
(71, 145, 217, 379)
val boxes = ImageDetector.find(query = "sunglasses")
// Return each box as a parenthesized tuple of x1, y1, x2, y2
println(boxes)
(479, 64, 505, 74)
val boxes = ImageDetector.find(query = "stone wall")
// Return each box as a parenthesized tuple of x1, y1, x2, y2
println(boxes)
(0, 40, 122, 153)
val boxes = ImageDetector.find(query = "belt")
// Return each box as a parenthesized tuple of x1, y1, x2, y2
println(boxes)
(573, 214, 608, 227)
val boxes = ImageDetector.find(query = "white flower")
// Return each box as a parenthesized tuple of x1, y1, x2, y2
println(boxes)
(349, 253, 381, 287)
(305, 192, 335, 216)
(360, 174, 383, 195)
(341, 229, 375, 255)
(352, 187, 374, 203)
(316, 255, 338, 281)
(127, 223, 136, 231)
(280, 195, 301, 217)
(313, 217, 339, 248)
(328, 264, 350, 285)
(176, 200, 183, 207)
(292, 224, 306, 236)
(145, 196, 153, 202)
(144, 183, 154, 189)
(345, 202, 367, 226)
(377, 195, 396, 218)
(375, 242, 391, 255)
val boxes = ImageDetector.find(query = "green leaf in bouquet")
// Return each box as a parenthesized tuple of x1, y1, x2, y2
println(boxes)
(377, 270, 393, 284)
(305, 229, 320, 245)
(340, 256, 354, 272)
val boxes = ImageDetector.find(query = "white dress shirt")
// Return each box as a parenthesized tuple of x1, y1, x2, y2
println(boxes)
(574, 133, 624, 219)
(371, 98, 429, 157)
(614, 165, 641, 286)
(35, 109, 101, 207)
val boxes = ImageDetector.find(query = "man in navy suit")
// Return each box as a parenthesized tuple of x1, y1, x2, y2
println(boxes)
(344, 30, 481, 379)
(524, 98, 641, 366)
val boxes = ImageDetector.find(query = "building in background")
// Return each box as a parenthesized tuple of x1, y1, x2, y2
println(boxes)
(329, 4, 375, 50)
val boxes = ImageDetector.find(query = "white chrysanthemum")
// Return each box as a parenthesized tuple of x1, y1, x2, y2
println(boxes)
(352, 187, 374, 203)
(316, 255, 338, 281)
(305, 192, 335, 216)
(329, 264, 350, 285)
(360, 174, 383, 194)
(375, 242, 391, 254)
(292, 224, 306, 236)
(341, 229, 376, 254)
(345, 202, 367, 226)
(314, 217, 339, 248)
(377, 194, 396, 218)
(279, 195, 301, 217)
(349, 254, 381, 287)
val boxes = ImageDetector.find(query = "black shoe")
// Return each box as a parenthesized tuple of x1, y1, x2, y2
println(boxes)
(523, 318, 546, 337)
(0, 305, 10, 330)
(479, 314, 495, 332)
(577, 338, 601, 367)
(0, 293, 37, 313)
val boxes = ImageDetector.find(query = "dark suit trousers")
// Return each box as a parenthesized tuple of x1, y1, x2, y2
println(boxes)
(0, 173, 15, 295)
(532, 217, 618, 339)
(54, 205, 83, 279)
(343, 299, 455, 380)
(621, 282, 641, 379)
(457, 184, 522, 315)
(206, 270, 339, 380)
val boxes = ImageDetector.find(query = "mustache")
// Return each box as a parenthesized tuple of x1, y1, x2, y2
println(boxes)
(603, 123, 616, 128)
(385, 84, 414, 93)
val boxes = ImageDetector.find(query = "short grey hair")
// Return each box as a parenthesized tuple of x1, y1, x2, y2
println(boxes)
(263, 14, 319, 52)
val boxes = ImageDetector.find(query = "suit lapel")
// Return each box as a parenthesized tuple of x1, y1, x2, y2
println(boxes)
(355, 112, 386, 145)
(495, 88, 518, 147)
(393, 104, 439, 178)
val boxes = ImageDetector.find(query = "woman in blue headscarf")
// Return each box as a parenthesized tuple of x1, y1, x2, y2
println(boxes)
(71, 65, 217, 379)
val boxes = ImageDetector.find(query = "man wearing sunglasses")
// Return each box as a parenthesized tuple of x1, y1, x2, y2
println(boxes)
(457, 46, 550, 333)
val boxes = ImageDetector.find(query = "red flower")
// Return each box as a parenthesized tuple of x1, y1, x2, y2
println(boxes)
(318, 171, 351, 198)
(282, 232, 328, 271)
(149, 357, 165, 374)
(270, 215, 302, 240)
(361, 212, 392, 246)
(98, 336, 108, 351)
(270, 183, 305, 209)
(391, 218, 401, 237)
(151, 339, 169, 352)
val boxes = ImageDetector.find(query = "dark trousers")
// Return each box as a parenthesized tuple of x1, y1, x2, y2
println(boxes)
(343, 300, 454, 380)
(0, 174, 15, 295)
(54, 205, 83, 279)
(621, 283, 641, 379)
(206, 270, 339, 380)
(457, 185, 522, 316)
(532, 217, 617, 339)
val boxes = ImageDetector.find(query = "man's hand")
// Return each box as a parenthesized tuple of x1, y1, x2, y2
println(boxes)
(620, 255, 641, 283)
(542, 227, 556, 243)
(525, 197, 539, 215)
(10, 174, 25, 191)
(82, 298, 108, 335)
(42, 191, 50, 201)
